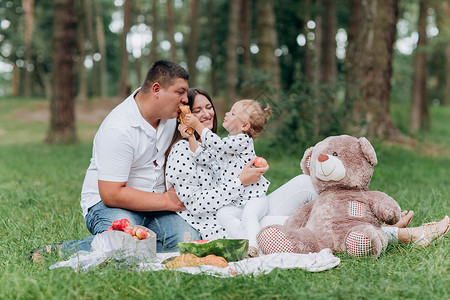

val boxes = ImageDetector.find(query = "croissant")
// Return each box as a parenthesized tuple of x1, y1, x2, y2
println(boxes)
(178, 105, 195, 135)
(165, 254, 229, 269)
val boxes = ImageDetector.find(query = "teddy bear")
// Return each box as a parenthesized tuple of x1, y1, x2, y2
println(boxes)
(257, 135, 401, 257)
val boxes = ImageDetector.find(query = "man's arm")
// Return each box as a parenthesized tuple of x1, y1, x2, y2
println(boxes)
(98, 181, 185, 211)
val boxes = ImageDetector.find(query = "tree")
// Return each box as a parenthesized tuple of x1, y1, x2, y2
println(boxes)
(187, 0, 200, 86)
(166, 0, 177, 62)
(46, 0, 77, 144)
(76, 0, 88, 102)
(22, 0, 34, 97)
(94, 0, 107, 98)
(149, 0, 159, 63)
(84, 0, 99, 96)
(409, 0, 430, 132)
(320, 0, 337, 85)
(256, 0, 281, 91)
(344, 0, 410, 142)
(119, 0, 132, 98)
(240, 0, 252, 97)
(435, 0, 450, 106)
(207, 0, 219, 95)
(225, 0, 240, 106)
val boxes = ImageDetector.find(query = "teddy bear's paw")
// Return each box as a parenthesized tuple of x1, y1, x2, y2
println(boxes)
(257, 227, 294, 255)
(345, 232, 374, 257)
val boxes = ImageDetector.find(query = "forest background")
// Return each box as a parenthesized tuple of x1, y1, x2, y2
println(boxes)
(0, 0, 449, 149)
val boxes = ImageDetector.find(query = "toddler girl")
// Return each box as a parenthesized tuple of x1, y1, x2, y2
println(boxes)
(181, 99, 271, 257)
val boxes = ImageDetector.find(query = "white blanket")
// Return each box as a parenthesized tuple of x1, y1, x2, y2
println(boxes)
(50, 246, 340, 275)
(49, 231, 340, 274)
(139, 249, 340, 277)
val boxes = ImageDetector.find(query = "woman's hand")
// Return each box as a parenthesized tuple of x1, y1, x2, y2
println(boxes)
(164, 187, 186, 211)
(178, 124, 193, 138)
(238, 158, 269, 186)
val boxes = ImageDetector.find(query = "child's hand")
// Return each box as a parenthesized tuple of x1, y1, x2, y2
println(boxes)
(184, 114, 201, 129)
(178, 124, 194, 138)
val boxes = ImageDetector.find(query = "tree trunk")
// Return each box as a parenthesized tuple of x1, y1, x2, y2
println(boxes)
(240, 0, 252, 97)
(321, 0, 337, 85)
(207, 0, 218, 95)
(149, 0, 159, 63)
(12, 64, 19, 96)
(76, 0, 88, 103)
(345, 0, 411, 143)
(94, 0, 107, 99)
(166, 0, 177, 62)
(409, 0, 429, 132)
(256, 0, 281, 91)
(36, 62, 52, 99)
(187, 0, 200, 86)
(84, 0, 99, 97)
(435, 0, 450, 106)
(119, 0, 132, 98)
(226, 0, 240, 107)
(22, 0, 34, 97)
(303, 0, 314, 83)
(46, 0, 77, 144)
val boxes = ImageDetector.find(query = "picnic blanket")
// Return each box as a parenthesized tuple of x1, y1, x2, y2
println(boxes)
(49, 232, 340, 275)
(139, 249, 340, 276)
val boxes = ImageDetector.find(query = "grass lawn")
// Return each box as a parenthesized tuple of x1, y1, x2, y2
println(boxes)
(0, 97, 449, 299)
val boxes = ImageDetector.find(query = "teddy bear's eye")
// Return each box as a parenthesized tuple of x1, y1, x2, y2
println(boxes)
(333, 152, 338, 156)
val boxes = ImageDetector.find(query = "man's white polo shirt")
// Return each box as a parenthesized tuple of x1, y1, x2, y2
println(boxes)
(80, 89, 177, 217)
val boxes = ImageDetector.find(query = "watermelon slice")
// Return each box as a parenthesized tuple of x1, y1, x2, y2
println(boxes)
(177, 239, 249, 262)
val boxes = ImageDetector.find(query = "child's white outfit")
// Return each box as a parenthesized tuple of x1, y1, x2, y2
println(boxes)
(191, 128, 270, 248)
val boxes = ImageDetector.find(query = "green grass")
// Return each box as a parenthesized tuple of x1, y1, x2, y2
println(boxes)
(0, 97, 449, 299)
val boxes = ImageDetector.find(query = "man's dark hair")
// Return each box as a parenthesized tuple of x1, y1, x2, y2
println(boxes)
(141, 60, 189, 93)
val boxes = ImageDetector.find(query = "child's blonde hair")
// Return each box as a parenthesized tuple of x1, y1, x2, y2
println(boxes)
(238, 99, 271, 139)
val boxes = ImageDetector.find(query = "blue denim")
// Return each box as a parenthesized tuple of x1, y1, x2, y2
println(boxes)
(60, 201, 200, 256)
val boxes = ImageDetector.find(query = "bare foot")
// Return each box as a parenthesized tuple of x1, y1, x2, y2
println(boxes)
(410, 216, 450, 247)
(386, 210, 414, 228)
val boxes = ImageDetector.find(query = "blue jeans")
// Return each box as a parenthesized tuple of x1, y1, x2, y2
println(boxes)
(60, 201, 201, 256)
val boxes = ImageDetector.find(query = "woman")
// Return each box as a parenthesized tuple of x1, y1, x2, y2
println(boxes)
(165, 88, 269, 241)
(165, 88, 449, 253)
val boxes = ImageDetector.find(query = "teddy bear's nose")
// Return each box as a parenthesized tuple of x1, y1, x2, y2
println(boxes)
(318, 154, 329, 162)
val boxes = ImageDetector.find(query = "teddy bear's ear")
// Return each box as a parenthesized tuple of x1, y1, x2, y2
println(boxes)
(359, 137, 378, 166)
(300, 147, 313, 175)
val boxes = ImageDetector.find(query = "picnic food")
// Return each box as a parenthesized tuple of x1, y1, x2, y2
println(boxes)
(178, 105, 195, 135)
(110, 218, 131, 231)
(254, 157, 268, 168)
(107, 219, 151, 240)
(165, 253, 229, 269)
(257, 135, 401, 257)
(177, 239, 249, 262)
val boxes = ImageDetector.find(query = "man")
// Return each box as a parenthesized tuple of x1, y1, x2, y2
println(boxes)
(80, 60, 200, 252)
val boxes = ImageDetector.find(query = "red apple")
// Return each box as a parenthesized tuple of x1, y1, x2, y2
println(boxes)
(135, 228, 148, 240)
(131, 226, 139, 236)
(254, 157, 268, 168)
(123, 226, 133, 235)
(111, 218, 131, 231)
